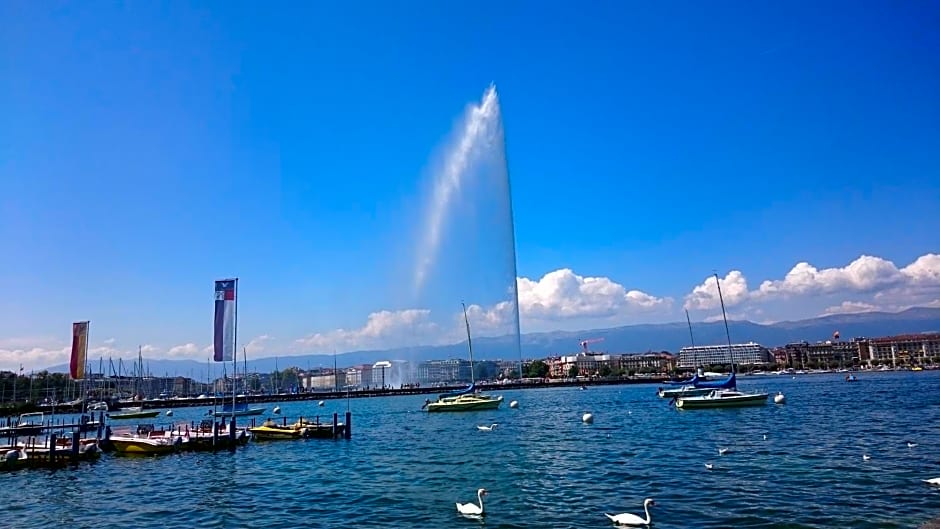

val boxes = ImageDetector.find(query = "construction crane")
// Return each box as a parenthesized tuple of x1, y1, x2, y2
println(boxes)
(579, 338, 604, 353)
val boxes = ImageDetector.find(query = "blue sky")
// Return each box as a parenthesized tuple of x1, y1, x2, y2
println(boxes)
(2, 1, 939, 370)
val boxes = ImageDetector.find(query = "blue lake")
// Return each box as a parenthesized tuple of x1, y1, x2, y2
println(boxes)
(4, 371, 940, 528)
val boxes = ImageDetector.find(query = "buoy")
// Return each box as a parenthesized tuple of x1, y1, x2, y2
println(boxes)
(273, 406, 281, 414)
(165, 410, 173, 417)
(774, 392, 786, 404)
(318, 400, 325, 407)
(509, 400, 519, 409)
(582, 412, 594, 424)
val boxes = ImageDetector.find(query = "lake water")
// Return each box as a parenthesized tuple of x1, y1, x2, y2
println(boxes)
(4, 371, 940, 528)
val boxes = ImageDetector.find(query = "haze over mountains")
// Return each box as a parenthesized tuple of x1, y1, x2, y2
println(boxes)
(40, 308, 940, 380)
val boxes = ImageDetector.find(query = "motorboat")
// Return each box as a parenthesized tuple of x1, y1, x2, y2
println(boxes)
(108, 425, 186, 455)
(108, 407, 161, 420)
(657, 385, 714, 398)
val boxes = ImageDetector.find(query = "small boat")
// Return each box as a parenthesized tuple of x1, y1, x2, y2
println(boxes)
(425, 392, 504, 412)
(210, 403, 266, 417)
(248, 420, 308, 440)
(108, 425, 186, 455)
(845, 374, 859, 382)
(675, 389, 769, 409)
(108, 407, 161, 420)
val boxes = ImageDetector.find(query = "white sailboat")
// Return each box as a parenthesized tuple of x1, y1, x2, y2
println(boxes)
(423, 303, 503, 412)
(675, 274, 768, 410)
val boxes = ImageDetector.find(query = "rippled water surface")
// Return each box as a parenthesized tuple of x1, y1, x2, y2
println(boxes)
(5, 372, 940, 528)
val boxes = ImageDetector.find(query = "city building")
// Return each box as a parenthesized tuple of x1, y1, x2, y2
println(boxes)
(780, 340, 860, 369)
(857, 333, 940, 367)
(416, 359, 472, 385)
(677, 342, 771, 368)
(619, 352, 677, 373)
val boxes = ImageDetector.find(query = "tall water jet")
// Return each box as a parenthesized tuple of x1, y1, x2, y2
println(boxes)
(413, 84, 523, 373)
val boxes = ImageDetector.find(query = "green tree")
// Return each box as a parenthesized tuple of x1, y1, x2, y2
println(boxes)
(525, 360, 550, 378)
(568, 365, 579, 378)
(598, 365, 612, 377)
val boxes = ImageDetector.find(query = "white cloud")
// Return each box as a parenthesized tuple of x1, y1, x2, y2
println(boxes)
(0, 345, 71, 372)
(684, 271, 750, 310)
(245, 335, 274, 355)
(685, 253, 940, 318)
(757, 255, 905, 298)
(103, 337, 116, 345)
(295, 309, 441, 353)
(821, 301, 878, 316)
(166, 343, 200, 358)
(517, 268, 671, 320)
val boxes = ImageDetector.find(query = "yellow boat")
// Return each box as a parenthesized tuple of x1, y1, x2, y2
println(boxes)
(248, 420, 307, 440)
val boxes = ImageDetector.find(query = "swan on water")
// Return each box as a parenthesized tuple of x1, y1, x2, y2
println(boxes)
(705, 463, 714, 470)
(774, 392, 786, 404)
(583, 413, 594, 424)
(862, 454, 872, 461)
(477, 424, 498, 431)
(456, 488, 487, 516)
(718, 447, 729, 456)
(604, 498, 654, 526)
(923, 477, 940, 487)
(908, 442, 918, 448)
(763, 434, 767, 441)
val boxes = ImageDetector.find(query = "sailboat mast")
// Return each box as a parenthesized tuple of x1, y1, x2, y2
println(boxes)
(685, 309, 696, 349)
(462, 302, 474, 385)
(714, 273, 735, 372)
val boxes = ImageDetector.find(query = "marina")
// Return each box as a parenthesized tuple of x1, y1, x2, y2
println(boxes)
(0, 371, 937, 527)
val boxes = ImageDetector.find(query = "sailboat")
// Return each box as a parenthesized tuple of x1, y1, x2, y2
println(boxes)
(674, 274, 768, 410)
(423, 303, 503, 412)
(211, 348, 265, 417)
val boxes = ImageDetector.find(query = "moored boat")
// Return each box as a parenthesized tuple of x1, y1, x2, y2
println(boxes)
(675, 389, 769, 409)
(108, 407, 161, 420)
(422, 303, 503, 413)
(425, 393, 504, 412)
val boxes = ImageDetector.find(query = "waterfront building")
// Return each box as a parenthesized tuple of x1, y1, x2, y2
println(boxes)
(857, 333, 940, 367)
(619, 352, 677, 373)
(677, 342, 771, 368)
(416, 359, 472, 385)
(780, 340, 860, 369)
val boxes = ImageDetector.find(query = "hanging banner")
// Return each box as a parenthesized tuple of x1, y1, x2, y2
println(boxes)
(70, 321, 89, 379)
(214, 279, 236, 362)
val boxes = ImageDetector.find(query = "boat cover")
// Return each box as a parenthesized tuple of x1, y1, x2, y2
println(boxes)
(438, 383, 475, 400)
(693, 373, 736, 389)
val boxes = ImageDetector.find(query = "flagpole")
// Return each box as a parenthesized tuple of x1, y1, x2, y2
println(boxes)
(231, 278, 238, 447)
(82, 321, 90, 414)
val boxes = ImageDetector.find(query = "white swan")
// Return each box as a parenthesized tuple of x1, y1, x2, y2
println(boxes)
(923, 477, 940, 487)
(605, 498, 654, 526)
(718, 447, 729, 456)
(862, 454, 871, 461)
(477, 424, 498, 431)
(456, 488, 487, 515)
(705, 463, 714, 470)
(908, 442, 918, 448)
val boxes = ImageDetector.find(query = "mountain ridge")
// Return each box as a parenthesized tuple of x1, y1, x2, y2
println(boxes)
(39, 307, 940, 380)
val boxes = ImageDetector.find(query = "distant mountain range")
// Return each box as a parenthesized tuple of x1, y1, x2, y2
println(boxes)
(44, 307, 940, 380)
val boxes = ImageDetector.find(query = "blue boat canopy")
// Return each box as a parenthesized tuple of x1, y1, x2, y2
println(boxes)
(438, 383, 475, 400)
(693, 373, 736, 389)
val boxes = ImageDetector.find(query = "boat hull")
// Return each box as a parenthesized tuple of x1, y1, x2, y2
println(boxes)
(657, 386, 714, 398)
(108, 411, 161, 419)
(676, 391, 769, 409)
(110, 438, 178, 455)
